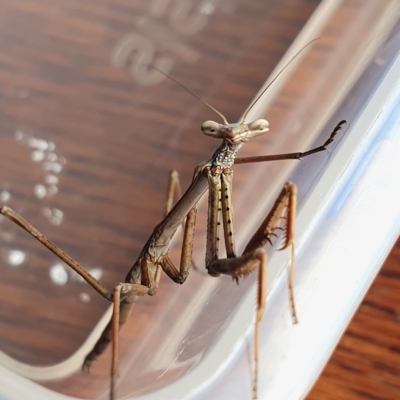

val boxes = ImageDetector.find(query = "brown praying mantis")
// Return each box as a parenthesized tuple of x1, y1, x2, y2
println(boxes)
(0, 42, 346, 400)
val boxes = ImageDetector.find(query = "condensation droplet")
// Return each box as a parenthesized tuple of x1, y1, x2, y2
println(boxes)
(14, 130, 24, 141)
(200, 3, 215, 15)
(45, 174, 59, 185)
(49, 263, 68, 286)
(89, 268, 103, 281)
(33, 183, 47, 199)
(43, 207, 52, 218)
(47, 185, 58, 196)
(43, 208, 64, 225)
(31, 150, 45, 162)
(8, 250, 25, 266)
(79, 292, 91, 303)
(43, 162, 62, 173)
(34, 184, 47, 198)
(28, 137, 49, 151)
(46, 153, 58, 162)
(72, 267, 102, 284)
(50, 217, 61, 226)
(53, 208, 63, 218)
(0, 190, 10, 202)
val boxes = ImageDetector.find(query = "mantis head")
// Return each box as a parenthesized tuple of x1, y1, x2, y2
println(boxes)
(201, 118, 270, 143)
(154, 38, 318, 146)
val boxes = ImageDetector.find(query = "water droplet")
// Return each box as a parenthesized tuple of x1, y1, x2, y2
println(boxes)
(43, 208, 63, 225)
(53, 208, 63, 219)
(34, 184, 47, 198)
(50, 263, 68, 285)
(14, 130, 24, 141)
(46, 153, 58, 162)
(43, 207, 52, 218)
(31, 150, 45, 162)
(28, 137, 49, 151)
(0, 191, 11, 202)
(45, 174, 59, 185)
(47, 185, 58, 196)
(79, 292, 91, 303)
(8, 250, 25, 266)
(89, 268, 103, 281)
(200, 3, 215, 15)
(43, 162, 62, 173)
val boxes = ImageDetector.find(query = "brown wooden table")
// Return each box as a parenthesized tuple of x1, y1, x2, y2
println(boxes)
(0, 1, 322, 398)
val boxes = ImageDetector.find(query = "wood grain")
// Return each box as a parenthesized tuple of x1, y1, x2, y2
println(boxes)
(0, 1, 321, 398)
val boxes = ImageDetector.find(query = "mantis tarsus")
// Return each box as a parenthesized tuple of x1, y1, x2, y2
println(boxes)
(0, 41, 346, 399)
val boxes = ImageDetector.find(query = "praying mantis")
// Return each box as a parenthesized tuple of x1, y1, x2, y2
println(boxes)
(0, 42, 346, 400)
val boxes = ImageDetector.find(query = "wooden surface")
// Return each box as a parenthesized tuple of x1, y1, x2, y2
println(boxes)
(308, 237, 400, 400)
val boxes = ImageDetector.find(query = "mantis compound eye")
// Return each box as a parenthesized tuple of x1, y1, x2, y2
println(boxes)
(247, 119, 270, 137)
(201, 120, 221, 137)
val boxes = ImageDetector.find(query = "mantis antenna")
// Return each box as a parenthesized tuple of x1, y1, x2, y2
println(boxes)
(152, 67, 229, 125)
(240, 38, 320, 123)
(154, 38, 320, 127)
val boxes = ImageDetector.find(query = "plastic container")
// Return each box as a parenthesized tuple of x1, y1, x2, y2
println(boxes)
(0, 0, 400, 399)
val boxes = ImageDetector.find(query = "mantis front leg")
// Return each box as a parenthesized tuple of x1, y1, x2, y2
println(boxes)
(206, 182, 297, 400)
(235, 120, 346, 165)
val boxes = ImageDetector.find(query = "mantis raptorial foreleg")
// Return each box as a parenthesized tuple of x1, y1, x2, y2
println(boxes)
(235, 119, 346, 165)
